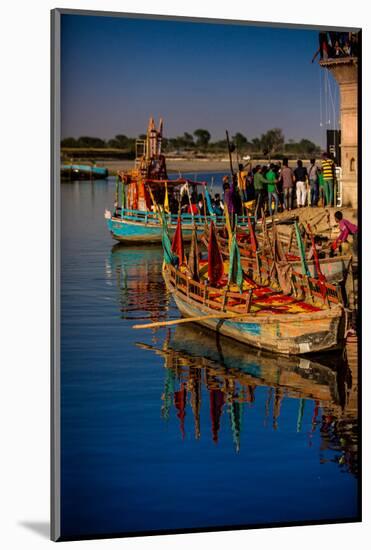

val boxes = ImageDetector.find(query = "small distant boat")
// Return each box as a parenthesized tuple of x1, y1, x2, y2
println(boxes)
(61, 164, 109, 180)
(105, 117, 247, 244)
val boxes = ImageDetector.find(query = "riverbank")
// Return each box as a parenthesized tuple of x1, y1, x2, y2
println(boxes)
(93, 159, 231, 175)
(92, 158, 318, 176)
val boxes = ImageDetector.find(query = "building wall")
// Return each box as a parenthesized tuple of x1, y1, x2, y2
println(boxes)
(321, 59, 358, 208)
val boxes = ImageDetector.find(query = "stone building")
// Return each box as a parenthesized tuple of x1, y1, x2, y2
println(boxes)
(320, 56, 358, 208)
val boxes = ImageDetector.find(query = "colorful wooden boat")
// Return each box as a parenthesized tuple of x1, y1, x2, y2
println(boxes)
(159, 217, 346, 356)
(106, 204, 231, 243)
(105, 117, 247, 243)
(163, 262, 345, 355)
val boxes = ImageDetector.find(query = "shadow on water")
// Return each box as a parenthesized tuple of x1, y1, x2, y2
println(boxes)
(135, 322, 358, 474)
(109, 243, 169, 322)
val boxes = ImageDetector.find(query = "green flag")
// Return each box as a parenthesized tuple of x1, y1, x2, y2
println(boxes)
(228, 233, 244, 291)
(161, 216, 176, 265)
(294, 221, 310, 277)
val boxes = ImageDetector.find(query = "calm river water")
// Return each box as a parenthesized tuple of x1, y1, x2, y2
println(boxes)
(61, 176, 359, 539)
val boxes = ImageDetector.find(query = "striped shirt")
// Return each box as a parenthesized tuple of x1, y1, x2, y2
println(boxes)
(322, 159, 334, 180)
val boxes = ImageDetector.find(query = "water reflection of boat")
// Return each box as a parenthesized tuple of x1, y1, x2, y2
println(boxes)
(109, 244, 169, 322)
(137, 324, 358, 473)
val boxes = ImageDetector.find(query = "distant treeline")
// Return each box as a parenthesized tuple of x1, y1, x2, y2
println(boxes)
(61, 128, 321, 159)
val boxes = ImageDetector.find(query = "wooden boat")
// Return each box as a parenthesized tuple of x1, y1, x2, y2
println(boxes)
(163, 262, 345, 355)
(61, 163, 108, 180)
(105, 117, 247, 243)
(162, 218, 346, 358)
(204, 228, 353, 284)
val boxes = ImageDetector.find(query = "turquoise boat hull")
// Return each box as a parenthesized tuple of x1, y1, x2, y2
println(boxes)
(107, 217, 198, 242)
(106, 210, 247, 244)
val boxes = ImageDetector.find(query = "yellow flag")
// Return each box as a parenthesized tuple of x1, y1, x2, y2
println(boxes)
(224, 204, 233, 249)
(164, 181, 170, 213)
(147, 185, 158, 212)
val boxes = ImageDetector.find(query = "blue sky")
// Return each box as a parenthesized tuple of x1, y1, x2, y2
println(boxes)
(61, 14, 340, 145)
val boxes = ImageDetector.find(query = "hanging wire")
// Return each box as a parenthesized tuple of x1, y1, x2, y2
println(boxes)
(319, 67, 325, 149)
(325, 70, 330, 126)
(319, 68, 323, 128)
(334, 81, 339, 130)
(328, 74, 337, 130)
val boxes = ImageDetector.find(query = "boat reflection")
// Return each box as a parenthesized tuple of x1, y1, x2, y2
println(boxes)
(109, 243, 170, 322)
(138, 324, 358, 475)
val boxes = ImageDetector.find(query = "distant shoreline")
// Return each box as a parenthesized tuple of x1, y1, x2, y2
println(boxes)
(93, 158, 310, 176)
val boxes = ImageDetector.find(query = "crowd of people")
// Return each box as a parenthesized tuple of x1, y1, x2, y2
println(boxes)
(226, 153, 338, 220)
(163, 154, 338, 222)
(311, 31, 359, 63)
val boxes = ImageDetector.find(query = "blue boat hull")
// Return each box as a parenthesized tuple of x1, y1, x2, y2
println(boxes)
(106, 217, 202, 243)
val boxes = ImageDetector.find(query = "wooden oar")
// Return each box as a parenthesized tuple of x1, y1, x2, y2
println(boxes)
(133, 310, 253, 330)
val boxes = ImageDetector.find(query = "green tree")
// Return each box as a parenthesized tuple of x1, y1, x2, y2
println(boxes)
(260, 128, 285, 158)
(61, 137, 78, 147)
(251, 138, 261, 152)
(298, 139, 319, 155)
(108, 134, 130, 148)
(232, 132, 248, 151)
(182, 132, 194, 147)
(193, 129, 211, 148)
(77, 136, 106, 148)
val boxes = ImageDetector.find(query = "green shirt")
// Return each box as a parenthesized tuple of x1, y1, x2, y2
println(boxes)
(318, 172, 324, 188)
(266, 169, 277, 192)
(254, 172, 268, 191)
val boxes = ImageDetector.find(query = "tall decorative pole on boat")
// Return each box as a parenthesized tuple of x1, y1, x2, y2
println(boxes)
(225, 130, 235, 178)
(157, 118, 163, 156)
(149, 116, 157, 158)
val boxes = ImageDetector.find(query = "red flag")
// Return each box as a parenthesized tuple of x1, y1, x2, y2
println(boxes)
(247, 214, 257, 252)
(208, 220, 224, 286)
(174, 383, 187, 440)
(209, 389, 225, 443)
(171, 216, 185, 264)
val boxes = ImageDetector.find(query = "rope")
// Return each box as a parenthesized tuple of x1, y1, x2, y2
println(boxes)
(319, 68, 323, 130)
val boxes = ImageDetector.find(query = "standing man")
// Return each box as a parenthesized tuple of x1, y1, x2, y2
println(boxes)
(266, 164, 279, 217)
(253, 165, 269, 219)
(223, 176, 236, 229)
(281, 158, 295, 211)
(321, 152, 335, 206)
(308, 158, 319, 206)
(294, 160, 308, 208)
